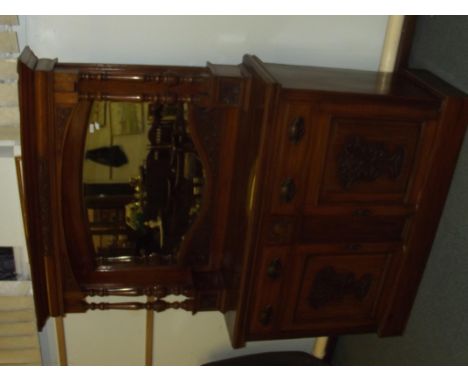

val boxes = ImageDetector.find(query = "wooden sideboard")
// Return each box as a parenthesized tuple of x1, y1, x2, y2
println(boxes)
(18, 47, 468, 348)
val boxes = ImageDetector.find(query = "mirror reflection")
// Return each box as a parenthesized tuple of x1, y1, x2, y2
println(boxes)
(83, 101, 204, 266)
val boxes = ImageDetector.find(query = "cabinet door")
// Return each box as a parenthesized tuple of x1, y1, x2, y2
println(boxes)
(280, 245, 394, 334)
(304, 101, 439, 211)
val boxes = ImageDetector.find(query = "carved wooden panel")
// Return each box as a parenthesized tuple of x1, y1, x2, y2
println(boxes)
(338, 135, 405, 189)
(304, 114, 433, 209)
(281, 250, 390, 332)
(309, 266, 373, 309)
(321, 118, 421, 202)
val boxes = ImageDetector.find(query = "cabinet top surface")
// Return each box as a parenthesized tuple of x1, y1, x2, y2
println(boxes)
(264, 63, 436, 100)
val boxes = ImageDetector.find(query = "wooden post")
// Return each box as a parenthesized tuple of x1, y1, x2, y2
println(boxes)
(145, 296, 155, 366)
(55, 316, 68, 365)
(312, 336, 328, 360)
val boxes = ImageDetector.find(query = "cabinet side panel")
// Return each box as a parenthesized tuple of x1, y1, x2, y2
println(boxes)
(222, 61, 280, 347)
(379, 96, 468, 335)
(17, 48, 50, 329)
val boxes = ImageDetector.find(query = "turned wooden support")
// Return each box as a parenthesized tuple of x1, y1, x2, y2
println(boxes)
(86, 285, 194, 298)
(79, 71, 208, 83)
(77, 92, 202, 104)
(86, 298, 195, 312)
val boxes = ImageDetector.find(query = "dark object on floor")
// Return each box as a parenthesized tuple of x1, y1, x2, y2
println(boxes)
(85, 146, 128, 167)
(0, 247, 16, 280)
(203, 351, 325, 366)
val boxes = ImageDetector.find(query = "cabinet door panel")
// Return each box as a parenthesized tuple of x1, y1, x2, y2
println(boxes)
(281, 249, 391, 332)
(305, 105, 438, 210)
(322, 119, 420, 199)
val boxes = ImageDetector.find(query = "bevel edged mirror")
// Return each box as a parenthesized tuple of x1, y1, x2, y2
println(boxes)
(82, 100, 205, 268)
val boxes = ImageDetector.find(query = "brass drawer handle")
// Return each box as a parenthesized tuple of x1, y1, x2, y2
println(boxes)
(352, 208, 371, 217)
(259, 305, 274, 326)
(280, 178, 296, 203)
(267, 258, 282, 280)
(288, 116, 305, 144)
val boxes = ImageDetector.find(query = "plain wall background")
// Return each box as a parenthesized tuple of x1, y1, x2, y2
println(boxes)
(20, 15, 388, 70)
(0, 156, 26, 247)
(16, 15, 390, 365)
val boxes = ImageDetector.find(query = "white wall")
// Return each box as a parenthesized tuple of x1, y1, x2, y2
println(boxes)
(0, 150, 30, 280)
(64, 296, 147, 366)
(21, 15, 388, 70)
(15, 15, 389, 365)
(0, 156, 26, 248)
(153, 310, 315, 366)
(40, 307, 316, 366)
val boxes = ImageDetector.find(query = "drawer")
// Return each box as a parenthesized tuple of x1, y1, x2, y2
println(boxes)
(269, 102, 314, 215)
(248, 247, 289, 335)
(264, 215, 296, 245)
(299, 215, 408, 244)
(280, 246, 394, 333)
(263, 209, 409, 247)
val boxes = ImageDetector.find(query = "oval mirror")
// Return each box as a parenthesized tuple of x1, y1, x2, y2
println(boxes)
(82, 101, 204, 266)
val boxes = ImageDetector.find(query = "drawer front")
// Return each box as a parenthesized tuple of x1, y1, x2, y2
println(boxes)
(269, 102, 313, 215)
(298, 208, 409, 244)
(281, 247, 392, 332)
(248, 247, 289, 335)
(264, 215, 296, 245)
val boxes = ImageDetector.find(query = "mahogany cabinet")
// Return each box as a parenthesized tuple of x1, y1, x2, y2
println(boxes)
(18, 47, 467, 348)
(223, 58, 468, 347)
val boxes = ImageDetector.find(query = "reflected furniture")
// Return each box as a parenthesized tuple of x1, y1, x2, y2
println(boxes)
(18, 46, 467, 348)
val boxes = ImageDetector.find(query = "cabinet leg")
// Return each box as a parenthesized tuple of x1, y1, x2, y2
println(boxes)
(55, 316, 68, 366)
